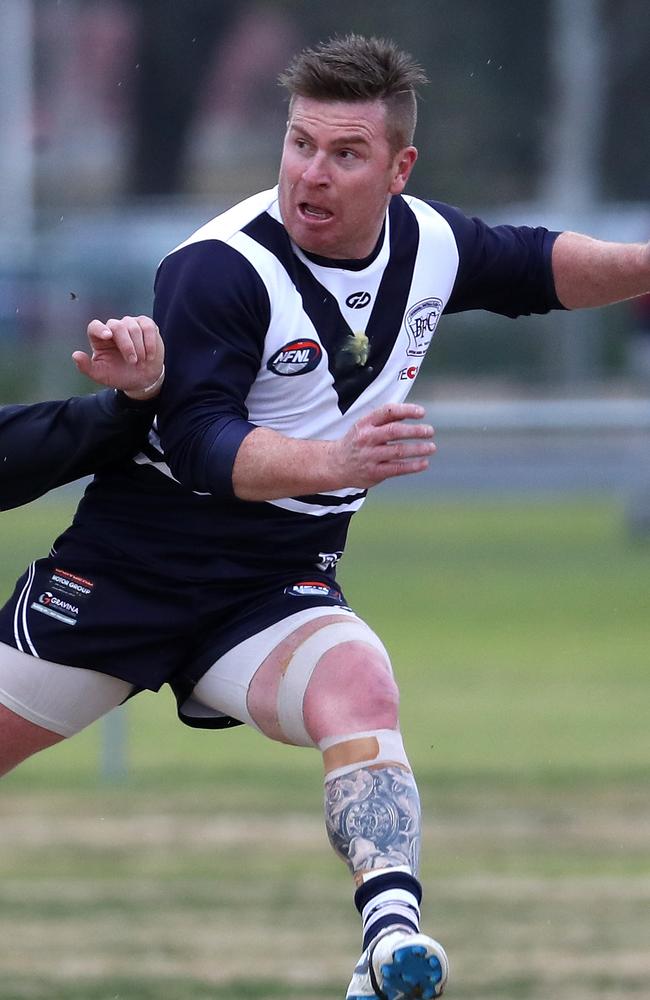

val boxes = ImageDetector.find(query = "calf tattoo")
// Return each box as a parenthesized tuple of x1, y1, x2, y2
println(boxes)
(325, 765, 421, 876)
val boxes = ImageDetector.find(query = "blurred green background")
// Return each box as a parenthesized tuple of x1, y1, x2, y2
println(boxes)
(1, 493, 648, 999)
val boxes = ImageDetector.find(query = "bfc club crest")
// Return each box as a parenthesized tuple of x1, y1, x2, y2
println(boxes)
(405, 297, 443, 357)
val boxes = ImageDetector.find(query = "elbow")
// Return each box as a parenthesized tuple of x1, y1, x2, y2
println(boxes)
(160, 414, 257, 499)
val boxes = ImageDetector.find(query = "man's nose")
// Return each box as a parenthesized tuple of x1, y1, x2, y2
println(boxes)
(301, 152, 330, 185)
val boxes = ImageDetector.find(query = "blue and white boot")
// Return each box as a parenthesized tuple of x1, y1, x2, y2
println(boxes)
(346, 926, 449, 999)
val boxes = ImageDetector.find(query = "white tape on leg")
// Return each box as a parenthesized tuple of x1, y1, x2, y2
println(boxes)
(276, 620, 390, 747)
(319, 728, 411, 781)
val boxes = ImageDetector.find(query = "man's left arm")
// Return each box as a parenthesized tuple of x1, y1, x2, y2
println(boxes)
(552, 232, 650, 309)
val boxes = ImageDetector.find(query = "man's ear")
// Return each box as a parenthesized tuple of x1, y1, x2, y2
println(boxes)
(389, 147, 418, 195)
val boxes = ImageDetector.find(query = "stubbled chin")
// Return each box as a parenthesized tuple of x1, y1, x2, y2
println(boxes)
(296, 233, 331, 254)
(289, 214, 335, 249)
(282, 202, 352, 255)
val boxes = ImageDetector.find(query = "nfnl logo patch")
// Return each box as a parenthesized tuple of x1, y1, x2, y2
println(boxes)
(284, 581, 343, 600)
(405, 297, 443, 357)
(267, 339, 322, 376)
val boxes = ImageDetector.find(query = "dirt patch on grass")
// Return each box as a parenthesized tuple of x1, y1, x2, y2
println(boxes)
(1, 790, 649, 998)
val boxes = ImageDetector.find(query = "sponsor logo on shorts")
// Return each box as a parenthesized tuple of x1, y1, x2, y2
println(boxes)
(49, 567, 94, 600)
(37, 591, 79, 615)
(267, 339, 322, 376)
(405, 297, 443, 356)
(30, 593, 78, 626)
(284, 580, 343, 601)
(315, 551, 343, 571)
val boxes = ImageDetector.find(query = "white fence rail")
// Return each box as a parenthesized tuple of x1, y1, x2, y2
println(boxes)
(373, 394, 650, 503)
(425, 397, 650, 431)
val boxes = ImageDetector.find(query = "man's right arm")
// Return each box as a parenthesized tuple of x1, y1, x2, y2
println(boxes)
(154, 242, 436, 502)
(231, 407, 436, 501)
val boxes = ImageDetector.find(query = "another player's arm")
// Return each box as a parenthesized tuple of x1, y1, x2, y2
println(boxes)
(0, 316, 163, 511)
(231, 404, 436, 501)
(73, 315, 165, 398)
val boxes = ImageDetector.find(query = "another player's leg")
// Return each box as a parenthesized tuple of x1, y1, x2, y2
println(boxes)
(0, 642, 134, 776)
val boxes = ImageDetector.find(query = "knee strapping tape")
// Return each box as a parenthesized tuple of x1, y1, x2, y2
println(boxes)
(319, 728, 411, 781)
(276, 620, 390, 747)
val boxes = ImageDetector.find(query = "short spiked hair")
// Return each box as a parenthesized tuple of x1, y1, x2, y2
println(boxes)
(279, 34, 428, 153)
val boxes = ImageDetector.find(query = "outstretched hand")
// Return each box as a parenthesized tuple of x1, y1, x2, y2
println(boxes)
(336, 402, 436, 486)
(72, 315, 165, 399)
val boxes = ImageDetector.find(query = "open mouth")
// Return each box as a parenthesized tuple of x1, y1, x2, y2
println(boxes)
(299, 202, 333, 221)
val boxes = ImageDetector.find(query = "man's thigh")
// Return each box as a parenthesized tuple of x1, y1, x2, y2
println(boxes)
(187, 602, 390, 746)
(175, 575, 357, 731)
(189, 606, 358, 732)
(0, 641, 134, 738)
(0, 702, 64, 776)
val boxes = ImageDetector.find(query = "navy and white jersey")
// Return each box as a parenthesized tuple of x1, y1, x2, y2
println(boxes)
(66, 188, 562, 580)
(0, 390, 155, 511)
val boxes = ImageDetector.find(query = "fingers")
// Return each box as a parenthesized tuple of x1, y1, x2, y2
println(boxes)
(136, 315, 162, 362)
(110, 317, 144, 364)
(351, 438, 436, 485)
(363, 402, 427, 426)
(357, 402, 435, 449)
(374, 449, 435, 479)
(71, 349, 91, 376)
(338, 403, 437, 486)
(86, 316, 160, 364)
(85, 319, 115, 352)
(372, 438, 436, 480)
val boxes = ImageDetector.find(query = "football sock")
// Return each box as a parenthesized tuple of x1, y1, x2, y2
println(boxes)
(354, 866, 422, 950)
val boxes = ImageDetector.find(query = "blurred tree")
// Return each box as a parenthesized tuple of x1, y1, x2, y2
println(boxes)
(602, 0, 650, 200)
(88, 0, 555, 204)
(127, 0, 237, 194)
(29, 0, 650, 205)
(279, 0, 549, 206)
(115, 0, 650, 206)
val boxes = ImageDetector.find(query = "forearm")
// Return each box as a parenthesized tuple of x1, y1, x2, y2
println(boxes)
(552, 231, 650, 309)
(232, 426, 342, 500)
(231, 404, 436, 502)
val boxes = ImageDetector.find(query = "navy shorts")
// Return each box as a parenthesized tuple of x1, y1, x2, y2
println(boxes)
(0, 541, 351, 727)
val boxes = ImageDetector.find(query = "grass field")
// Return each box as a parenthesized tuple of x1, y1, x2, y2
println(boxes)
(1, 493, 649, 999)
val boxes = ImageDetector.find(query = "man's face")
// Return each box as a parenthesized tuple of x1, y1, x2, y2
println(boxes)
(278, 96, 417, 260)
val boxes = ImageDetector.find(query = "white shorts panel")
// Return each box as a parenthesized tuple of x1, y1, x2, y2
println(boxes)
(0, 642, 134, 737)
